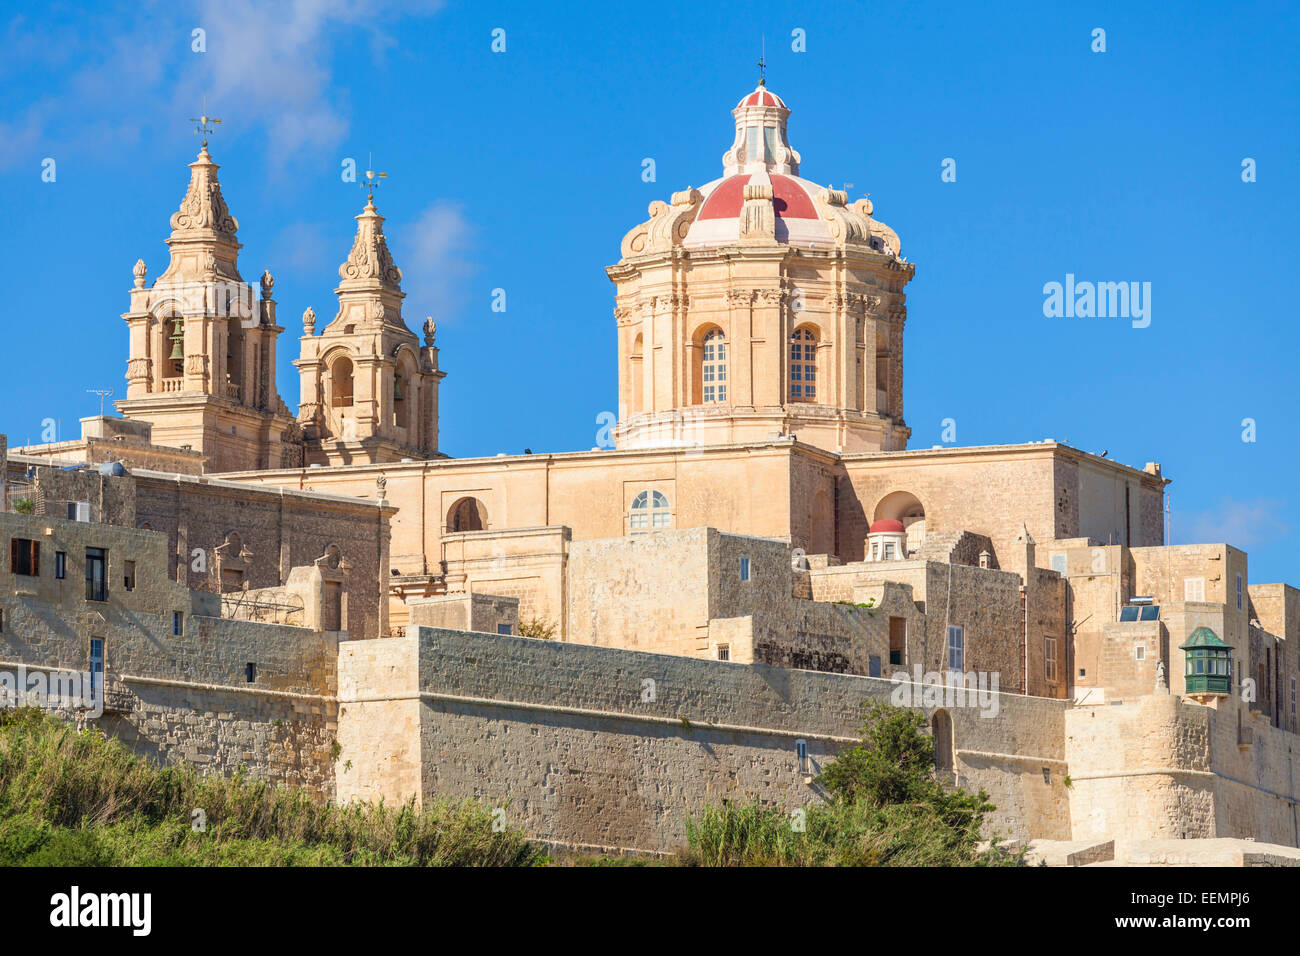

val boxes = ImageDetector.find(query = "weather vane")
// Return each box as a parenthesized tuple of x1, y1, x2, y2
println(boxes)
(189, 95, 222, 146)
(361, 150, 387, 200)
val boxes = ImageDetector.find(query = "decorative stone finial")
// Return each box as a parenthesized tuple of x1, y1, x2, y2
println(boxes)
(423, 316, 436, 345)
(260, 270, 274, 299)
(203, 251, 216, 279)
(339, 197, 402, 289)
(170, 146, 239, 237)
(376, 473, 388, 498)
(133, 258, 147, 288)
(302, 306, 316, 335)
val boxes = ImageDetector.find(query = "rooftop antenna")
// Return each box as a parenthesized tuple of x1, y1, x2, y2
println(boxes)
(188, 95, 222, 146)
(757, 36, 767, 86)
(361, 149, 387, 200)
(87, 388, 114, 418)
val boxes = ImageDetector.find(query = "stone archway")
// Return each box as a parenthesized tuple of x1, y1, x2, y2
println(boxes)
(874, 491, 926, 556)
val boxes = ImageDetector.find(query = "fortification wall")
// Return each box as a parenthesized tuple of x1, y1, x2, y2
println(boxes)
(337, 627, 1071, 853)
(1064, 694, 1300, 847)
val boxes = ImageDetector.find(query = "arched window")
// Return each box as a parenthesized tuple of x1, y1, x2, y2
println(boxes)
(330, 356, 354, 408)
(448, 497, 487, 532)
(790, 327, 817, 402)
(165, 316, 185, 379)
(702, 329, 728, 403)
(630, 490, 671, 531)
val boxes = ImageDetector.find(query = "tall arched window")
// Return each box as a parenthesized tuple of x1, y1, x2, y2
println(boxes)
(330, 356, 354, 408)
(629, 490, 671, 531)
(165, 316, 185, 379)
(790, 327, 817, 402)
(702, 329, 728, 403)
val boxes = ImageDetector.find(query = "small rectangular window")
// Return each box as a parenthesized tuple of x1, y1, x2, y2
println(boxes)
(868, 655, 882, 678)
(946, 625, 964, 671)
(497, 623, 512, 635)
(1050, 553, 1067, 574)
(67, 501, 90, 522)
(245, 662, 256, 683)
(1044, 636, 1058, 681)
(55, 551, 66, 579)
(1135, 645, 1147, 661)
(716, 643, 730, 662)
(10, 538, 40, 577)
(124, 560, 136, 591)
(739, 556, 751, 582)
(889, 616, 905, 666)
(1185, 577, 1205, 602)
(173, 611, 183, 636)
(1236, 574, 1243, 611)
(89, 638, 104, 697)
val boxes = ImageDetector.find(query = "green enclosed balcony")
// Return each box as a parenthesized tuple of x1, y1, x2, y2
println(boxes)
(1180, 626, 1232, 701)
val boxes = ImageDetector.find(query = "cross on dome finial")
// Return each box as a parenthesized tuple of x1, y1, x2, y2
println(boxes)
(757, 36, 766, 86)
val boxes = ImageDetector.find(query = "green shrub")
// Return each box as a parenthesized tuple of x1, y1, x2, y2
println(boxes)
(0, 708, 542, 867)
(681, 702, 1020, 867)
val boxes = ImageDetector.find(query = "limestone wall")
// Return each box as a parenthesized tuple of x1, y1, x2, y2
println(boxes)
(337, 627, 1071, 853)
(0, 510, 339, 796)
(1065, 694, 1300, 847)
(808, 560, 1025, 692)
(131, 470, 391, 640)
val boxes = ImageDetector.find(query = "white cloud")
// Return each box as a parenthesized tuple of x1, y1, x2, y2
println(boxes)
(0, 2, 443, 171)
(396, 200, 477, 323)
(1177, 497, 1290, 551)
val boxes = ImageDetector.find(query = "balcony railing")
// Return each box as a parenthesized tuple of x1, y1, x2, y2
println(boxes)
(161, 377, 184, 393)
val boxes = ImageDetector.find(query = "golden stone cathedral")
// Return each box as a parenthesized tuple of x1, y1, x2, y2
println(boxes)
(6, 80, 1300, 860)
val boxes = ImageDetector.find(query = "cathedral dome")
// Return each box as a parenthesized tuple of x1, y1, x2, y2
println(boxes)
(736, 87, 787, 109)
(667, 84, 897, 254)
(686, 170, 833, 246)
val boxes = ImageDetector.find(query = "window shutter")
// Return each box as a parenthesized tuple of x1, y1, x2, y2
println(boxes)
(31, 542, 39, 577)
(9, 538, 15, 572)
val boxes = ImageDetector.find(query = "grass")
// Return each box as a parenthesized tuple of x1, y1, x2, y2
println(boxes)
(0, 702, 1021, 867)
(0, 708, 542, 866)
(679, 799, 1022, 867)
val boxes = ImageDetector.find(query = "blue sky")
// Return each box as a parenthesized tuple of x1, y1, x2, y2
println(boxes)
(1, 1, 1297, 582)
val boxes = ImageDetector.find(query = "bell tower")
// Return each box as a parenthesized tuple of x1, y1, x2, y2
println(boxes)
(295, 184, 444, 465)
(117, 134, 303, 472)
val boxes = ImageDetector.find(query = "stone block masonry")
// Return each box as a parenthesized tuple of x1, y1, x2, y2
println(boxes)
(337, 627, 1072, 854)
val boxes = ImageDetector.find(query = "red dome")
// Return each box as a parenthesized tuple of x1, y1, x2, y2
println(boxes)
(736, 87, 787, 109)
(869, 519, 906, 534)
(697, 173, 819, 221)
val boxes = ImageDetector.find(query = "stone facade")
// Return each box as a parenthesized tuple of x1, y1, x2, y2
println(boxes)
(0, 508, 339, 796)
(1, 77, 1297, 863)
